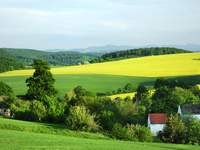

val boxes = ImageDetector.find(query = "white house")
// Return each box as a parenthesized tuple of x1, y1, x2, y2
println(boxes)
(178, 104, 200, 120)
(148, 113, 167, 136)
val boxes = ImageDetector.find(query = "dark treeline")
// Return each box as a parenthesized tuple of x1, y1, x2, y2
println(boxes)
(90, 47, 191, 63)
(2, 48, 100, 67)
(0, 49, 24, 73)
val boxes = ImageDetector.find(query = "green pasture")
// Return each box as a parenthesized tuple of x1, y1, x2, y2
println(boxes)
(0, 74, 200, 97)
(0, 118, 199, 150)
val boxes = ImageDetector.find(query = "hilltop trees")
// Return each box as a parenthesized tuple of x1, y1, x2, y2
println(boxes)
(26, 59, 57, 100)
(91, 47, 191, 63)
(0, 49, 24, 73)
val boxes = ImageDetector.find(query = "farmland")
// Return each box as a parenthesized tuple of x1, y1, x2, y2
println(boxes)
(0, 118, 199, 150)
(0, 53, 200, 96)
(0, 53, 200, 77)
(0, 75, 156, 96)
(109, 92, 136, 100)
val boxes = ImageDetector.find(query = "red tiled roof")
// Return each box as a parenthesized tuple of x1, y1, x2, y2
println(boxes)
(148, 113, 167, 124)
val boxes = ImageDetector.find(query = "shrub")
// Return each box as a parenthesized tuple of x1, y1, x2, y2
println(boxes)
(185, 117, 200, 145)
(42, 96, 65, 123)
(112, 123, 132, 140)
(127, 124, 152, 142)
(30, 100, 46, 121)
(10, 99, 34, 121)
(112, 123, 152, 142)
(65, 105, 98, 132)
(159, 114, 186, 144)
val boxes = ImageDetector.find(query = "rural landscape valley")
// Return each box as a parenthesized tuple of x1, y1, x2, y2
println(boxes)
(1, 0, 200, 150)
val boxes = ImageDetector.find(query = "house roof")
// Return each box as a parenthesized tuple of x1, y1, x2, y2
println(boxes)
(148, 113, 167, 124)
(181, 104, 200, 114)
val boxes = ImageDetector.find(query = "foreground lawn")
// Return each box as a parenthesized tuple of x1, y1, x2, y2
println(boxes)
(0, 53, 200, 77)
(0, 129, 199, 150)
(0, 117, 108, 140)
(0, 118, 199, 150)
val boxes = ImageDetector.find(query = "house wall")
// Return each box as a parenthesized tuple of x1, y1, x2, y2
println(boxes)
(149, 124, 165, 136)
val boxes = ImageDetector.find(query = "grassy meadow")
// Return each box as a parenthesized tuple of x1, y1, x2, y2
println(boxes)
(0, 118, 199, 150)
(0, 75, 156, 96)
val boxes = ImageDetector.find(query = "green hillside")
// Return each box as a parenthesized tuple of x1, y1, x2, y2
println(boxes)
(0, 118, 199, 150)
(91, 47, 191, 63)
(0, 74, 199, 97)
(3, 48, 99, 66)
(0, 49, 24, 73)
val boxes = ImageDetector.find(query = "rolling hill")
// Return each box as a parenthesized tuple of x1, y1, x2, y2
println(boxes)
(91, 47, 191, 63)
(0, 117, 199, 150)
(0, 53, 200, 96)
(0, 49, 24, 73)
(1, 53, 199, 77)
(2, 48, 100, 66)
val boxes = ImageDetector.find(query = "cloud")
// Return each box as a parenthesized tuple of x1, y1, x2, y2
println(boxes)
(0, 0, 200, 49)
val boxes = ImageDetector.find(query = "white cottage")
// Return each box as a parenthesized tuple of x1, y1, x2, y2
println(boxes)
(148, 113, 167, 136)
(178, 104, 200, 120)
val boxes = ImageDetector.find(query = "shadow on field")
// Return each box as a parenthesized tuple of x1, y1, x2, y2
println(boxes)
(141, 75, 200, 87)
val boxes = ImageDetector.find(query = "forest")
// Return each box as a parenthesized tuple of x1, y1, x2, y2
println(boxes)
(0, 49, 24, 73)
(90, 47, 191, 63)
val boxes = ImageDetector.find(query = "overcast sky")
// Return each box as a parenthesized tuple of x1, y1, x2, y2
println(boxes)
(0, 0, 200, 49)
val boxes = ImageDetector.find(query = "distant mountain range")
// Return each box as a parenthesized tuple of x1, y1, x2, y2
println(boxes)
(46, 45, 135, 53)
(46, 44, 200, 53)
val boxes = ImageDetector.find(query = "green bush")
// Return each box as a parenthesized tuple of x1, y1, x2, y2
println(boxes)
(10, 99, 34, 121)
(112, 123, 152, 142)
(127, 124, 152, 142)
(65, 105, 99, 132)
(185, 117, 200, 145)
(30, 100, 46, 121)
(42, 96, 65, 123)
(159, 114, 186, 144)
(112, 123, 132, 140)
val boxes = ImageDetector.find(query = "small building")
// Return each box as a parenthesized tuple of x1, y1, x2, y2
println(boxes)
(0, 108, 11, 118)
(178, 104, 200, 120)
(148, 113, 167, 136)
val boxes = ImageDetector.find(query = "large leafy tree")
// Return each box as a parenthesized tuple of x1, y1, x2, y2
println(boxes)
(26, 59, 57, 100)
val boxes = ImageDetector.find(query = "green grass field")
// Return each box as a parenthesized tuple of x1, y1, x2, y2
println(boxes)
(0, 74, 156, 96)
(0, 118, 199, 150)
(1, 74, 199, 96)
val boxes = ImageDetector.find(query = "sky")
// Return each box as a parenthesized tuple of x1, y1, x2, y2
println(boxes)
(0, 0, 200, 49)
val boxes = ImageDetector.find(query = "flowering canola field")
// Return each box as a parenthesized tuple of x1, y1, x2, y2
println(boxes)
(0, 53, 200, 77)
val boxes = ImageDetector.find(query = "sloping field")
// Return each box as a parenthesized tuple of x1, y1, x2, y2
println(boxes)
(0, 118, 199, 150)
(0, 75, 155, 96)
(0, 53, 200, 77)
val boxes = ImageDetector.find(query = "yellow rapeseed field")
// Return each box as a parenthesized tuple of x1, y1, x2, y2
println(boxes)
(109, 92, 135, 100)
(0, 53, 200, 77)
